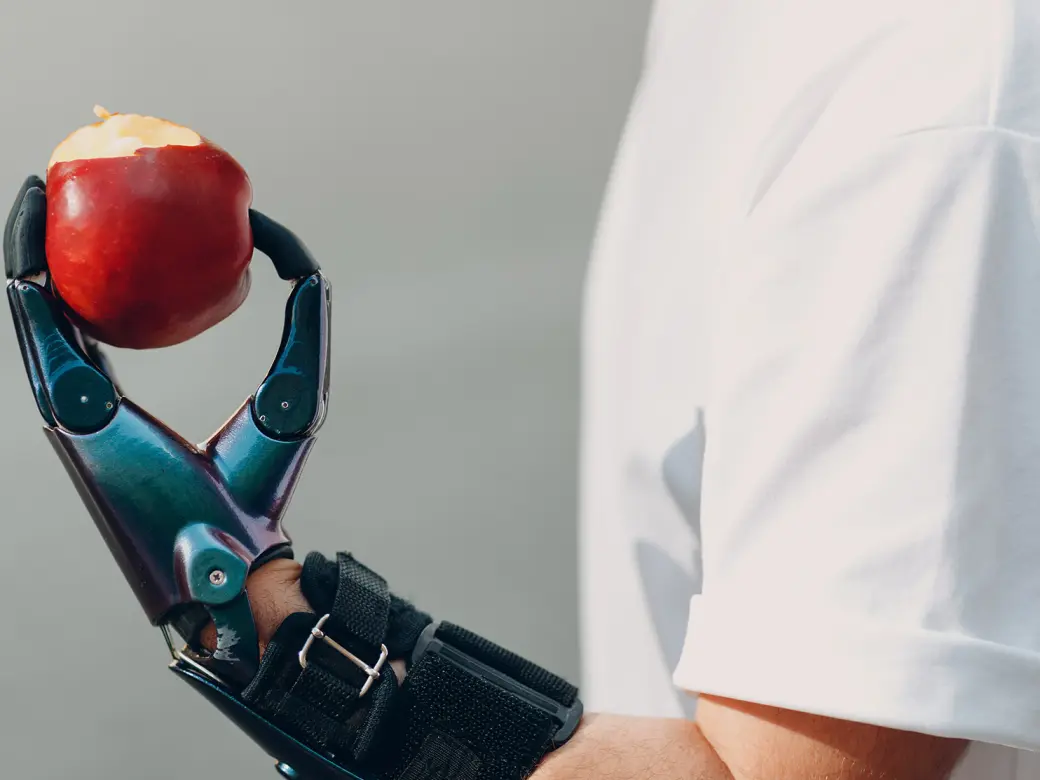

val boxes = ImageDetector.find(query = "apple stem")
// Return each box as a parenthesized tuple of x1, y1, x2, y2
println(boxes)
(93, 105, 112, 120)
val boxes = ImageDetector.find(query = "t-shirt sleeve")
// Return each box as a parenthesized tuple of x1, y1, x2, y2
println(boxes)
(673, 123, 1040, 751)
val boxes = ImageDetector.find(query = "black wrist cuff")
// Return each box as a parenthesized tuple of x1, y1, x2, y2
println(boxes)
(238, 551, 581, 780)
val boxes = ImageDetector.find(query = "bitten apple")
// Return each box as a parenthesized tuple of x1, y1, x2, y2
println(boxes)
(45, 106, 253, 349)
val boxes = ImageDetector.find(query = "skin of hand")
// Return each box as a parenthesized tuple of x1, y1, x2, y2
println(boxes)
(204, 561, 968, 780)
(198, 559, 408, 682)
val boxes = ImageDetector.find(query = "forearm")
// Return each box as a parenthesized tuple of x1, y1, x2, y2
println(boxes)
(533, 714, 733, 780)
(223, 561, 966, 780)
(531, 706, 967, 780)
(216, 563, 730, 779)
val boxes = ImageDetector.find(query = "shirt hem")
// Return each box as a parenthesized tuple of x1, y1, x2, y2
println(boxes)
(673, 594, 1040, 752)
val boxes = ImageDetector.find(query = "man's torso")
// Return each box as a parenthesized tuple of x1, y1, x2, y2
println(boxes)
(580, 2, 1040, 776)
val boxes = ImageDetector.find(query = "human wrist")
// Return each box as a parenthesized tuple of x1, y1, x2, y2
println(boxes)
(195, 550, 580, 779)
(199, 558, 409, 681)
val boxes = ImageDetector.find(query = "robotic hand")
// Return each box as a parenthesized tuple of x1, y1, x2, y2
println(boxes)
(4, 178, 581, 780)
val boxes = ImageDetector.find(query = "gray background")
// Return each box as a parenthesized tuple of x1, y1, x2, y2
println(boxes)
(0, 3, 649, 778)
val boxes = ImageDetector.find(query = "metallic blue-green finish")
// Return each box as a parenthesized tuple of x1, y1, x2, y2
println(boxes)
(255, 273, 330, 439)
(17, 268, 332, 639)
(7, 281, 54, 426)
(6, 276, 325, 634)
(204, 401, 318, 522)
(208, 593, 261, 673)
(5, 185, 349, 773)
(44, 399, 304, 624)
(174, 524, 249, 605)
(8, 280, 116, 431)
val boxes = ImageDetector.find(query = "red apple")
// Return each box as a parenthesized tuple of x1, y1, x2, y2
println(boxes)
(45, 106, 253, 349)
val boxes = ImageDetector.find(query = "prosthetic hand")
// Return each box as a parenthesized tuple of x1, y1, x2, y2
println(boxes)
(4, 178, 581, 780)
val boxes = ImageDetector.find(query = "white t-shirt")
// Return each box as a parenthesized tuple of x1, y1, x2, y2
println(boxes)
(580, 1, 1040, 777)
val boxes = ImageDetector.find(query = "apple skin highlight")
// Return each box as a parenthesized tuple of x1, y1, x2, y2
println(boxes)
(45, 110, 254, 349)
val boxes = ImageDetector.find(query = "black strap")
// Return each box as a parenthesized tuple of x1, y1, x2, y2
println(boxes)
(4, 176, 48, 280)
(242, 553, 407, 764)
(330, 552, 391, 649)
(299, 551, 432, 658)
(250, 209, 321, 281)
(386, 624, 576, 780)
(242, 551, 581, 780)
(427, 622, 578, 709)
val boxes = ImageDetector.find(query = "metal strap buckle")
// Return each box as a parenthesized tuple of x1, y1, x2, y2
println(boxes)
(298, 613, 389, 697)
